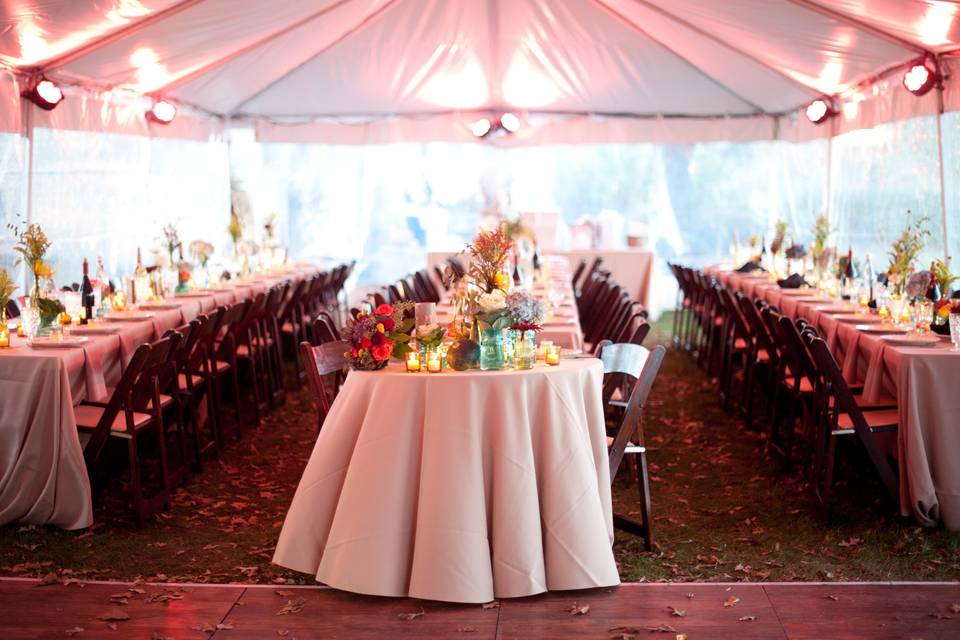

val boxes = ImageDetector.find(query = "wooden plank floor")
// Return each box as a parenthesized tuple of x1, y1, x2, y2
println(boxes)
(1, 578, 959, 639)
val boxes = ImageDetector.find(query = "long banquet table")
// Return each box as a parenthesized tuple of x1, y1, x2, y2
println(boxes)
(0, 265, 321, 530)
(708, 266, 960, 530)
(274, 259, 619, 602)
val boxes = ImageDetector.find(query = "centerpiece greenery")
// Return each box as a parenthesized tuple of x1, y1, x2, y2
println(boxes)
(0, 267, 16, 325)
(8, 219, 64, 332)
(886, 212, 929, 296)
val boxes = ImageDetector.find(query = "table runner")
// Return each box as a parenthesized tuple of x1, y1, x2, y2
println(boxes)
(0, 265, 321, 529)
(708, 267, 960, 529)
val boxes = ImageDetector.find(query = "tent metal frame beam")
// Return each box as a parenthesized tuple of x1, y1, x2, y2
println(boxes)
(619, 0, 822, 104)
(589, 0, 766, 114)
(231, 0, 402, 115)
(36, 0, 211, 74)
(783, 0, 930, 57)
(159, 0, 363, 94)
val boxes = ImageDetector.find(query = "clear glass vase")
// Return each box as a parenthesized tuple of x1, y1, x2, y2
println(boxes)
(480, 328, 505, 371)
(512, 330, 536, 370)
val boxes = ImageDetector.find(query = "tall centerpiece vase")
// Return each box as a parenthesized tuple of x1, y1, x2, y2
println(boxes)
(479, 328, 505, 371)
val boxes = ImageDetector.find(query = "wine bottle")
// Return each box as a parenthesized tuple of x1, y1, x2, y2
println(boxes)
(133, 248, 150, 304)
(863, 253, 875, 305)
(80, 258, 94, 324)
(926, 261, 942, 302)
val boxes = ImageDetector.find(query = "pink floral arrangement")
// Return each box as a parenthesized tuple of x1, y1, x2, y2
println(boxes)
(342, 302, 414, 370)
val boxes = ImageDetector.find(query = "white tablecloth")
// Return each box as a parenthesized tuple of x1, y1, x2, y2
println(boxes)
(0, 265, 320, 530)
(273, 358, 619, 603)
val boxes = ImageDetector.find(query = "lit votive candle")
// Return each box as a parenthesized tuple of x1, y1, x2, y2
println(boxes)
(16, 321, 25, 338)
(537, 340, 554, 361)
(406, 352, 421, 372)
(545, 345, 561, 366)
(0, 325, 9, 348)
(427, 354, 442, 373)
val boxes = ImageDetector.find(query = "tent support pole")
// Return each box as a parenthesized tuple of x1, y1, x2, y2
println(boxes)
(22, 98, 35, 292)
(935, 82, 950, 264)
(824, 125, 833, 223)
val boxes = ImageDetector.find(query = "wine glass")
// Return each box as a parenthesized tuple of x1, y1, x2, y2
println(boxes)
(949, 312, 960, 351)
(913, 299, 933, 335)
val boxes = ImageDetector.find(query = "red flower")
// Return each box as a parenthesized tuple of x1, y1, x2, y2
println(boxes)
(381, 317, 395, 332)
(361, 337, 372, 349)
(371, 332, 385, 347)
(374, 304, 394, 317)
(371, 342, 394, 361)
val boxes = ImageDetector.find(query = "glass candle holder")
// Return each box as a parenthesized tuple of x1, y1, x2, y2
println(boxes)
(545, 345, 561, 366)
(406, 351, 421, 372)
(426, 353, 442, 373)
(479, 328, 504, 371)
(536, 340, 554, 361)
(0, 322, 9, 348)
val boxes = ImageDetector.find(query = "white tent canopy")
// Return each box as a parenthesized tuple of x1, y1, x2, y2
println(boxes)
(2, 0, 959, 143)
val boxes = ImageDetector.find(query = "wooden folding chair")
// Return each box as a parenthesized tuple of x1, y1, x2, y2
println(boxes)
(598, 342, 667, 551)
(806, 336, 899, 508)
(300, 340, 349, 431)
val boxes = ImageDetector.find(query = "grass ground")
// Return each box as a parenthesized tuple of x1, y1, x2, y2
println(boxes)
(2, 314, 958, 586)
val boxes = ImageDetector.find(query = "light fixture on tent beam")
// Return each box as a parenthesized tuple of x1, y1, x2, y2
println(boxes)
(805, 97, 835, 125)
(903, 58, 940, 97)
(147, 99, 177, 124)
(470, 113, 521, 139)
(22, 77, 64, 111)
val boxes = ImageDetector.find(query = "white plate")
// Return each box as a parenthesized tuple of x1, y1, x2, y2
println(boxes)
(855, 324, 907, 334)
(103, 312, 155, 322)
(833, 314, 881, 324)
(28, 336, 88, 349)
(137, 303, 181, 310)
(67, 325, 119, 335)
(881, 335, 940, 348)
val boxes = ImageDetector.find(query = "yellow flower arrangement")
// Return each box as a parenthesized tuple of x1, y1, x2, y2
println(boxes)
(0, 268, 16, 310)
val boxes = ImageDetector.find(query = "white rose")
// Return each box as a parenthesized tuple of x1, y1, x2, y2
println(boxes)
(478, 289, 506, 313)
(416, 322, 439, 338)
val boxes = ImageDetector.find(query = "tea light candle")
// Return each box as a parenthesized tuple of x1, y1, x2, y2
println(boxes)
(427, 354, 442, 373)
(16, 320, 24, 338)
(537, 340, 554, 361)
(406, 352, 421, 372)
(0, 325, 9, 348)
(545, 345, 561, 366)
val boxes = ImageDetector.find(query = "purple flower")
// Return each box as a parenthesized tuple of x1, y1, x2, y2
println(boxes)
(905, 270, 932, 298)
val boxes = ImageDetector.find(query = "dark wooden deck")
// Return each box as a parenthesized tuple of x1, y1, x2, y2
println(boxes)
(2, 578, 959, 639)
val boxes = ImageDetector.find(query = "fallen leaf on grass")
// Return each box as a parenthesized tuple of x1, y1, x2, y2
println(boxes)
(667, 606, 685, 617)
(567, 603, 590, 616)
(64, 627, 84, 636)
(96, 608, 130, 622)
(723, 596, 740, 607)
(397, 610, 424, 621)
(738, 615, 757, 622)
(277, 598, 306, 616)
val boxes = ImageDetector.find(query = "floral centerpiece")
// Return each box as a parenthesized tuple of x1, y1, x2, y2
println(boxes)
(189, 239, 214, 288)
(162, 224, 182, 267)
(810, 213, 831, 279)
(886, 213, 929, 297)
(415, 322, 446, 352)
(444, 224, 514, 336)
(0, 267, 16, 322)
(929, 258, 957, 333)
(8, 219, 64, 334)
(505, 290, 546, 334)
(227, 205, 244, 259)
(343, 302, 414, 370)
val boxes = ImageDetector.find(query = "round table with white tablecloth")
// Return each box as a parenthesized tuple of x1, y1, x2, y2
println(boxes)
(273, 358, 619, 603)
